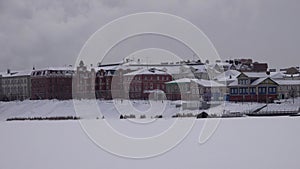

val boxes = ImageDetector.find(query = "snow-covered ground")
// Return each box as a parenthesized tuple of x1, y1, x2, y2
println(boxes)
(0, 98, 300, 168)
(1, 117, 300, 169)
(0, 98, 299, 120)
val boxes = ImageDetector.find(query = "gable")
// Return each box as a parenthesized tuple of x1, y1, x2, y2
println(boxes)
(237, 72, 248, 79)
(257, 78, 278, 86)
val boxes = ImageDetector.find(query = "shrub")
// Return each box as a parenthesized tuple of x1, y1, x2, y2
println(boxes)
(155, 115, 163, 118)
(196, 112, 208, 118)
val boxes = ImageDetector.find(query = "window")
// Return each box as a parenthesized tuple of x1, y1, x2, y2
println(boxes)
(258, 87, 267, 94)
(239, 79, 249, 85)
(268, 87, 277, 94)
(238, 88, 248, 94)
(230, 88, 238, 95)
(250, 87, 256, 94)
(230, 88, 234, 94)
(244, 88, 248, 94)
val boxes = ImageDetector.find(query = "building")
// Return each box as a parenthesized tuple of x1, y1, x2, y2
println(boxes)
(165, 78, 226, 101)
(31, 67, 75, 100)
(214, 59, 268, 73)
(193, 79, 226, 101)
(214, 69, 241, 85)
(0, 70, 31, 101)
(252, 62, 268, 72)
(123, 68, 172, 100)
(73, 61, 96, 99)
(165, 78, 193, 101)
(228, 72, 279, 103)
(275, 80, 300, 99)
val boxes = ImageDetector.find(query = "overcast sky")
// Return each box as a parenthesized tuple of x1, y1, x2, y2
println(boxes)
(0, 0, 299, 72)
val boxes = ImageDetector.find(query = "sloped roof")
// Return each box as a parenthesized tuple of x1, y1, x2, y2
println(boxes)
(214, 62, 232, 67)
(228, 80, 238, 86)
(0, 70, 32, 78)
(34, 67, 75, 71)
(143, 89, 165, 93)
(165, 78, 193, 84)
(229, 77, 278, 86)
(241, 72, 268, 78)
(269, 72, 285, 79)
(191, 65, 207, 73)
(251, 77, 269, 85)
(214, 70, 241, 82)
(192, 79, 225, 87)
(124, 68, 168, 76)
(274, 80, 300, 85)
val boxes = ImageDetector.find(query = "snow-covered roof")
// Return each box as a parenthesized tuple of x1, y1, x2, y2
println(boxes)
(228, 80, 238, 86)
(166, 78, 225, 87)
(124, 68, 169, 76)
(242, 72, 269, 78)
(0, 70, 32, 78)
(165, 78, 193, 84)
(192, 79, 225, 87)
(214, 70, 241, 82)
(34, 66, 75, 71)
(229, 77, 279, 86)
(143, 89, 165, 93)
(191, 65, 207, 73)
(269, 72, 285, 79)
(284, 73, 300, 77)
(214, 62, 232, 67)
(97, 65, 120, 71)
(164, 66, 181, 75)
(31, 67, 75, 77)
(274, 80, 300, 85)
(251, 77, 269, 85)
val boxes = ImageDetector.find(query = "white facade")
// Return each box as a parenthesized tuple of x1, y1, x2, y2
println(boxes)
(275, 80, 300, 99)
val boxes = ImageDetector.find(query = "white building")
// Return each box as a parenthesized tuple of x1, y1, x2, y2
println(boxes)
(275, 80, 300, 99)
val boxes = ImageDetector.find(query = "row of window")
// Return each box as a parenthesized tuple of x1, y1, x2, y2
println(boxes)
(238, 79, 249, 85)
(125, 76, 170, 82)
(32, 70, 74, 76)
(3, 86, 28, 94)
(3, 78, 27, 84)
(230, 87, 277, 95)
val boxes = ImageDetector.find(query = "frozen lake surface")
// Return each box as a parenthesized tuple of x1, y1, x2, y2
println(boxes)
(0, 117, 300, 169)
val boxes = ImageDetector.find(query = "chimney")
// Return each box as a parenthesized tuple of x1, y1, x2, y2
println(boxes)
(7, 69, 10, 74)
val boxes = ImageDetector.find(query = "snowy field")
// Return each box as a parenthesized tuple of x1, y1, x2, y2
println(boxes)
(0, 98, 299, 120)
(0, 98, 299, 169)
(1, 117, 300, 169)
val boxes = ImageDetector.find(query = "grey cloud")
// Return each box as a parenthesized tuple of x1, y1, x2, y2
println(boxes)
(0, 0, 299, 72)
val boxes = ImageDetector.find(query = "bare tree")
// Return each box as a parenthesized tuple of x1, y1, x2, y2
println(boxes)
(289, 87, 296, 104)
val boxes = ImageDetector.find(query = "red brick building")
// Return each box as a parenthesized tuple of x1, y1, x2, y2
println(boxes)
(123, 68, 172, 99)
(31, 67, 75, 100)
